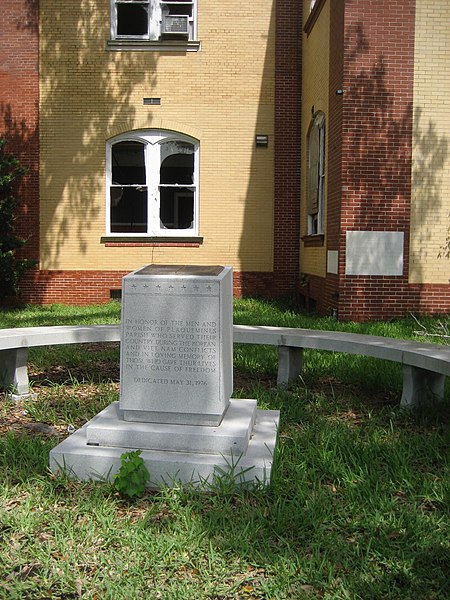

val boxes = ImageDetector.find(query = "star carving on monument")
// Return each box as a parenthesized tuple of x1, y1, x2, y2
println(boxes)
(181, 285, 187, 290)
(131, 284, 137, 289)
(206, 285, 212, 291)
(169, 285, 174, 290)
(193, 285, 199, 291)
(156, 284, 161, 289)
(143, 284, 149, 288)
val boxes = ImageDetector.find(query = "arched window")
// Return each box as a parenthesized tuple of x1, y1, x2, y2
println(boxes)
(106, 130, 199, 237)
(307, 112, 325, 235)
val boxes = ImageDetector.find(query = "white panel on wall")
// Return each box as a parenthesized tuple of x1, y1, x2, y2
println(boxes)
(345, 231, 404, 276)
(327, 250, 338, 274)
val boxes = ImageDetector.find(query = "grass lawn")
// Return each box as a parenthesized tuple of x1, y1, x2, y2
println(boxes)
(0, 300, 449, 599)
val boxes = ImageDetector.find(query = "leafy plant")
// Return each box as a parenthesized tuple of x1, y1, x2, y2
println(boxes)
(0, 137, 36, 299)
(114, 450, 150, 498)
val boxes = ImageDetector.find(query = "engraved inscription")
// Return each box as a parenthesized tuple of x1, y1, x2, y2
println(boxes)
(119, 266, 232, 421)
(123, 317, 219, 385)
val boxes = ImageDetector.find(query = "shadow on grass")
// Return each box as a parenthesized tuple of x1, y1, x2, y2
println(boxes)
(187, 394, 449, 597)
(28, 343, 121, 388)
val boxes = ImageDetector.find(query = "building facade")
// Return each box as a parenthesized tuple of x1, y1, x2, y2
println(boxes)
(300, 0, 450, 320)
(1, 0, 449, 320)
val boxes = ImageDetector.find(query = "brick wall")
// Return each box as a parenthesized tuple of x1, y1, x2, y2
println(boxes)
(302, 0, 438, 321)
(19, 269, 275, 305)
(337, 0, 416, 321)
(272, 0, 302, 295)
(299, 0, 328, 280)
(0, 0, 39, 265)
(410, 0, 450, 286)
(301, 0, 450, 321)
(321, 0, 344, 315)
(38, 0, 277, 278)
(20, 0, 302, 305)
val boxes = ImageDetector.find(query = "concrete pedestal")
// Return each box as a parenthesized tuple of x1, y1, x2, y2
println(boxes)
(49, 404, 279, 489)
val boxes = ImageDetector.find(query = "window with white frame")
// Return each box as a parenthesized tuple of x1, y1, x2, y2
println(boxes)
(111, 0, 196, 41)
(106, 130, 199, 237)
(307, 112, 325, 235)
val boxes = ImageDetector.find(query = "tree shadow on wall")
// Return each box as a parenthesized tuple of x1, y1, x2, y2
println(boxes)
(438, 217, 450, 262)
(342, 21, 448, 311)
(17, 0, 38, 34)
(413, 108, 449, 272)
(1, 0, 40, 264)
(344, 27, 413, 230)
(0, 104, 40, 262)
(25, 0, 159, 272)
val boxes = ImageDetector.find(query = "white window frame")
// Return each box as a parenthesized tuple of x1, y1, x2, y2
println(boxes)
(106, 130, 199, 237)
(307, 112, 325, 235)
(110, 0, 197, 42)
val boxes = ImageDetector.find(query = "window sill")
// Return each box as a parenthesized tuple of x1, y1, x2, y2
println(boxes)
(106, 39, 201, 52)
(304, 0, 326, 36)
(302, 234, 325, 248)
(101, 236, 203, 247)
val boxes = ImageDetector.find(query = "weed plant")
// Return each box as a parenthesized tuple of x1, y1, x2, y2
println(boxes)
(0, 300, 449, 598)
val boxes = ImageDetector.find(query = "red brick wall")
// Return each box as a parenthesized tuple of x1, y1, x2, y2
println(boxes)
(233, 271, 275, 298)
(0, 0, 40, 265)
(337, 0, 416, 321)
(301, 0, 450, 321)
(21, 270, 126, 305)
(19, 269, 276, 305)
(338, 280, 450, 321)
(272, 0, 302, 295)
(303, 0, 445, 321)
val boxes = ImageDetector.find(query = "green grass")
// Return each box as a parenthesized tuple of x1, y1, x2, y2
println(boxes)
(0, 301, 122, 328)
(0, 300, 449, 599)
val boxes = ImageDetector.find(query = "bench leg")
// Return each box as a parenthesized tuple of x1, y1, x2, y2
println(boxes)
(0, 348, 30, 397)
(401, 365, 445, 408)
(277, 346, 303, 387)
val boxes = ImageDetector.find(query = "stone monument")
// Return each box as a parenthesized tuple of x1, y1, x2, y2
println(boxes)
(49, 265, 279, 488)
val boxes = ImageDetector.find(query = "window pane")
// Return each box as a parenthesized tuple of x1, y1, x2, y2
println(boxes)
(164, 4, 193, 17)
(117, 4, 148, 36)
(110, 187, 148, 233)
(112, 141, 146, 185)
(160, 188, 194, 229)
(308, 124, 320, 214)
(160, 141, 194, 184)
(160, 153, 194, 184)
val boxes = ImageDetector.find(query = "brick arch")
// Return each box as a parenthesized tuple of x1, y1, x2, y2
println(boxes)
(106, 118, 201, 142)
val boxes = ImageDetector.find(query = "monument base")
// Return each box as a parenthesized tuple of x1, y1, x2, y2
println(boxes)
(86, 400, 257, 455)
(49, 401, 279, 489)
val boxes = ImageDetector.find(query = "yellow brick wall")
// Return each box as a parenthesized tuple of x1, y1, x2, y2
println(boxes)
(39, 0, 275, 271)
(299, 0, 329, 278)
(410, 0, 450, 284)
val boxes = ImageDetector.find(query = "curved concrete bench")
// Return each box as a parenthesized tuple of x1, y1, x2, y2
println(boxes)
(1, 324, 449, 408)
(0, 325, 120, 397)
(235, 325, 450, 407)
